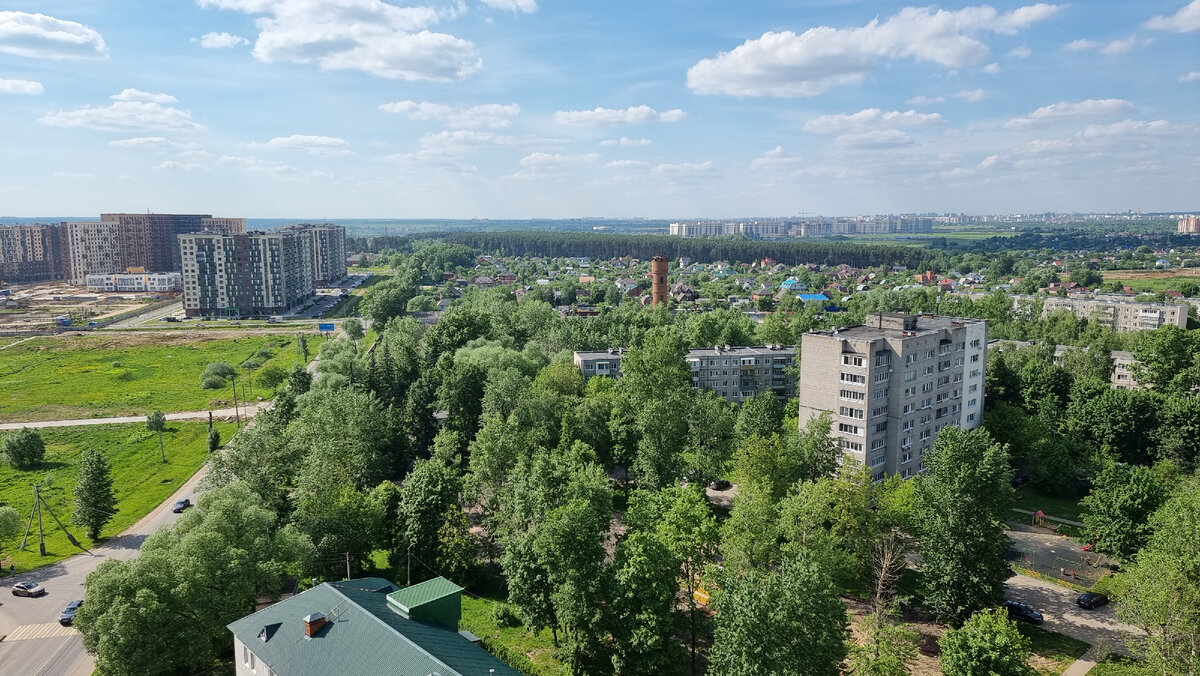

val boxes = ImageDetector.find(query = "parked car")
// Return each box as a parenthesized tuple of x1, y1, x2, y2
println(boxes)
(59, 599, 83, 625)
(709, 479, 733, 491)
(172, 498, 191, 513)
(1077, 592, 1109, 610)
(11, 581, 46, 597)
(1003, 601, 1044, 624)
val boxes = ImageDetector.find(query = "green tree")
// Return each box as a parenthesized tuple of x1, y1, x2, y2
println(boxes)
(295, 332, 310, 362)
(1131, 325, 1200, 395)
(607, 531, 682, 674)
(206, 426, 221, 453)
(286, 362, 312, 394)
(0, 505, 23, 558)
(72, 449, 116, 540)
(848, 611, 919, 676)
(75, 483, 313, 675)
(722, 480, 781, 572)
(1081, 462, 1171, 561)
(199, 361, 235, 389)
(146, 410, 167, 463)
(255, 363, 287, 391)
(343, 316, 365, 341)
(685, 389, 736, 487)
(709, 555, 849, 676)
(914, 426, 1014, 624)
(735, 391, 786, 442)
(1116, 473, 1200, 675)
(793, 411, 841, 482)
(360, 278, 416, 326)
(2, 427, 45, 469)
(394, 457, 462, 579)
(535, 498, 610, 671)
(939, 607, 1034, 676)
(618, 325, 690, 402)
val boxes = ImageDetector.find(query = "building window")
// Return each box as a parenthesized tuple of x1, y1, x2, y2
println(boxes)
(840, 389, 866, 401)
(905, 370, 916, 382)
(874, 353, 891, 367)
(870, 455, 886, 468)
(839, 406, 864, 419)
(971, 354, 980, 363)
(922, 382, 933, 393)
(838, 423, 862, 436)
(968, 413, 976, 422)
(870, 437, 886, 451)
(924, 349, 935, 360)
(838, 439, 863, 452)
(841, 373, 866, 385)
(968, 398, 977, 408)
(970, 339, 981, 348)
(873, 372, 890, 383)
(902, 404, 914, 415)
(874, 421, 888, 433)
(871, 405, 888, 418)
(906, 354, 917, 365)
(843, 355, 865, 367)
(901, 451, 913, 464)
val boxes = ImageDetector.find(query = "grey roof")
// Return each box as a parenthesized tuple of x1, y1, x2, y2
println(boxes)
(227, 578, 519, 676)
(811, 314, 984, 342)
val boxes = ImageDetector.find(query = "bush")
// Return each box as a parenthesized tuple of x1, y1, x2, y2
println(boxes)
(3, 427, 46, 469)
(241, 356, 266, 370)
(490, 603, 522, 628)
(114, 370, 135, 382)
(207, 427, 221, 453)
(201, 375, 227, 390)
(111, 361, 122, 368)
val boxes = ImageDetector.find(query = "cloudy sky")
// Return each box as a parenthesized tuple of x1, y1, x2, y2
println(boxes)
(1, 0, 1198, 218)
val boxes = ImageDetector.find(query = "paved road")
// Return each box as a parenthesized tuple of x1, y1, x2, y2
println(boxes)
(1006, 574, 1142, 655)
(0, 404, 265, 431)
(0, 463, 212, 676)
(105, 300, 183, 329)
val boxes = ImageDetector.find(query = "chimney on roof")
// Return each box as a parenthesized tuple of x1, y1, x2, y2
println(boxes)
(303, 612, 326, 637)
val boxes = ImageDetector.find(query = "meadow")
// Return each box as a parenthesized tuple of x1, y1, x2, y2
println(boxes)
(1102, 269, 1200, 293)
(0, 331, 323, 422)
(0, 421, 236, 571)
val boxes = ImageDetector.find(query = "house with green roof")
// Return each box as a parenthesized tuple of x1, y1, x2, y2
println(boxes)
(226, 577, 520, 676)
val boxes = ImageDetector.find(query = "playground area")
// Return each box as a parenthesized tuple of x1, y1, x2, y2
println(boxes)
(1007, 521, 1115, 589)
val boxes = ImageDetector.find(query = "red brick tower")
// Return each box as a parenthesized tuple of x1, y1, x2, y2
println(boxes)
(651, 255, 668, 306)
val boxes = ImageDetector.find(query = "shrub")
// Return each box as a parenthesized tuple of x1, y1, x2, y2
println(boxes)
(111, 361, 122, 368)
(200, 362, 236, 389)
(241, 356, 266, 370)
(115, 370, 135, 382)
(3, 427, 46, 469)
(490, 603, 522, 628)
(201, 375, 227, 390)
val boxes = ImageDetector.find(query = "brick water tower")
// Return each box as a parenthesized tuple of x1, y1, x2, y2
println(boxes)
(651, 255, 668, 306)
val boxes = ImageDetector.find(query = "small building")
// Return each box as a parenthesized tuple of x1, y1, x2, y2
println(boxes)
(228, 577, 520, 676)
(86, 271, 182, 292)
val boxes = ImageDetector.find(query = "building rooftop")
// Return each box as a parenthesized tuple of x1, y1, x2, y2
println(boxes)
(226, 578, 519, 676)
(809, 313, 984, 342)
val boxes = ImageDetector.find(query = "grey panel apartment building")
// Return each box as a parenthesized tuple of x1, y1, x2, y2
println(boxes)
(0, 224, 69, 284)
(573, 345, 797, 403)
(799, 313, 988, 480)
(1031, 295, 1187, 332)
(179, 230, 313, 317)
(283, 223, 347, 285)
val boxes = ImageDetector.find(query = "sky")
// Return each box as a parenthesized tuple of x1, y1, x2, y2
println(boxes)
(1, 0, 1198, 219)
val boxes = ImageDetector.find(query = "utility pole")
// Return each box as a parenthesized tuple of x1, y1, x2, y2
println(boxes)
(345, 551, 351, 581)
(35, 485, 44, 555)
(407, 541, 413, 586)
(231, 374, 241, 429)
(20, 484, 87, 555)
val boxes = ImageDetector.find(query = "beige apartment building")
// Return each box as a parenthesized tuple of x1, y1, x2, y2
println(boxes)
(799, 313, 988, 480)
(1037, 295, 1187, 332)
(179, 230, 313, 317)
(65, 221, 122, 284)
(1179, 215, 1199, 234)
(573, 344, 797, 403)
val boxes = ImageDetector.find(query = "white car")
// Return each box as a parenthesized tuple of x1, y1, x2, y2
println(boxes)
(12, 581, 46, 597)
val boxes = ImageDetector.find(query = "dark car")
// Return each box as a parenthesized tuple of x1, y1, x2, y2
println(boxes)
(172, 498, 191, 513)
(60, 599, 83, 625)
(1077, 592, 1109, 610)
(709, 479, 733, 491)
(11, 581, 46, 597)
(1004, 601, 1044, 624)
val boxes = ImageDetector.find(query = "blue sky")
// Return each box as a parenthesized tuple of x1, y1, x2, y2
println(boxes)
(1, 0, 1197, 218)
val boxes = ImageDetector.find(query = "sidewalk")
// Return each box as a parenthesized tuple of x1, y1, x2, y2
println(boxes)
(0, 404, 265, 430)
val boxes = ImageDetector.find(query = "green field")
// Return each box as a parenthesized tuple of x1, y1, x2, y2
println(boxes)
(1101, 270, 1200, 293)
(1014, 486, 1086, 523)
(0, 421, 236, 571)
(0, 331, 323, 422)
(461, 595, 568, 676)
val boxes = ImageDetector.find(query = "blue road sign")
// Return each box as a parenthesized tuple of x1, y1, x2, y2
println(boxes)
(318, 323, 335, 332)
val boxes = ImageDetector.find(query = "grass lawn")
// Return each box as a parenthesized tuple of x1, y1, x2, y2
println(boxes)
(1020, 624, 1091, 675)
(0, 421, 236, 571)
(460, 594, 568, 676)
(1014, 485, 1086, 523)
(1091, 653, 1156, 675)
(1102, 270, 1200, 293)
(0, 331, 324, 422)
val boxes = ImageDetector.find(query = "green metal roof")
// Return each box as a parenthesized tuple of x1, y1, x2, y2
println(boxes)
(226, 578, 519, 676)
(386, 576, 464, 614)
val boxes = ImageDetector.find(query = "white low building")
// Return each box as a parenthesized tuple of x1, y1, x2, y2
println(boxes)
(85, 272, 182, 292)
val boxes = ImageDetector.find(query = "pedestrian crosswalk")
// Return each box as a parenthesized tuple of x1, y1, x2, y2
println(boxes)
(2, 622, 79, 641)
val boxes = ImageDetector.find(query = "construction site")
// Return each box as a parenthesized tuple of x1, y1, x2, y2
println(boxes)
(0, 281, 178, 334)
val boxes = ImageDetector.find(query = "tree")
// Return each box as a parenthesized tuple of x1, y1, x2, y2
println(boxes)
(343, 316, 365, 341)
(393, 458, 462, 579)
(255, 363, 287, 391)
(793, 411, 840, 482)
(360, 279, 416, 326)
(735, 391, 785, 442)
(146, 410, 167, 463)
(1131, 325, 1200, 395)
(199, 361, 235, 389)
(618, 326, 690, 402)
(607, 532, 682, 674)
(72, 449, 116, 540)
(685, 389, 736, 487)
(286, 362, 312, 394)
(1116, 473, 1200, 675)
(2, 427, 45, 469)
(914, 426, 1014, 624)
(0, 505, 22, 557)
(295, 332, 310, 362)
(1081, 462, 1171, 561)
(709, 555, 849, 676)
(206, 426, 221, 453)
(722, 480, 781, 572)
(75, 483, 312, 675)
(849, 611, 920, 676)
(939, 607, 1034, 676)
(535, 498, 610, 671)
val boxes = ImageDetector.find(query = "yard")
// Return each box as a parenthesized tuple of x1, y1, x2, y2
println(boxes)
(0, 421, 236, 571)
(0, 330, 324, 422)
(1014, 485, 1086, 523)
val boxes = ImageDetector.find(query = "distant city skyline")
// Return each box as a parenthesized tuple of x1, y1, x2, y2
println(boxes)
(1, 1, 1198, 218)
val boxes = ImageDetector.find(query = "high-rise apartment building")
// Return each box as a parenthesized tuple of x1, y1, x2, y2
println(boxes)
(179, 230, 313, 317)
(100, 213, 246, 272)
(283, 223, 347, 285)
(0, 224, 68, 284)
(65, 221, 123, 285)
(799, 313, 987, 480)
(573, 344, 797, 403)
(1179, 215, 1199, 234)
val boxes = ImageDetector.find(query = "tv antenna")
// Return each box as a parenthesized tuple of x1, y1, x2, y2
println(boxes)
(19, 484, 89, 556)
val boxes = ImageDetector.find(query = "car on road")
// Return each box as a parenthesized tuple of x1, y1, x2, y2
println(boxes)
(172, 498, 191, 513)
(1077, 592, 1109, 610)
(59, 599, 83, 625)
(1003, 600, 1044, 624)
(11, 581, 46, 597)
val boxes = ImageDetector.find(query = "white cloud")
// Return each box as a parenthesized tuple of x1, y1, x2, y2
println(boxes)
(1144, 0, 1200, 32)
(1065, 38, 1100, 51)
(519, 152, 600, 167)
(406, 129, 563, 158)
(0, 11, 108, 60)
(1004, 98, 1135, 129)
(153, 161, 203, 171)
(686, 3, 1063, 97)
(481, 0, 537, 13)
(983, 62, 1002, 74)
(599, 137, 652, 147)
(977, 154, 1002, 169)
(197, 0, 481, 81)
(652, 161, 714, 173)
(192, 31, 249, 48)
(834, 129, 915, 148)
(0, 78, 42, 94)
(803, 108, 942, 134)
(217, 154, 296, 173)
(750, 146, 805, 169)
(605, 159, 650, 168)
(954, 88, 987, 102)
(248, 134, 351, 155)
(1180, 71, 1200, 82)
(1065, 35, 1152, 55)
(108, 136, 199, 150)
(1077, 119, 1174, 139)
(38, 91, 203, 131)
(1008, 44, 1032, 57)
(907, 95, 945, 105)
(378, 100, 520, 128)
(554, 105, 686, 126)
(1022, 119, 1180, 154)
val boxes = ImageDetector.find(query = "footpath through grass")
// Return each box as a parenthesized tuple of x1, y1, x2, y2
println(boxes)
(0, 331, 323, 422)
(0, 421, 236, 571)
(1020, 624, 1091, 675)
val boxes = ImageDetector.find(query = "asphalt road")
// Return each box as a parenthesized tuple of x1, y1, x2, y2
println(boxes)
(1006, 573, 1142, 655)
(0, 463, 212, 675)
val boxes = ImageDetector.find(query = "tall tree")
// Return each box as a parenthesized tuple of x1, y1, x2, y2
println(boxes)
(1131, 325, 1200, 395)
(1081, 462, 1172, 561)
(709, 555, 849, 676)
(848, 611, 919, 676)
(914, 426, 1014, 624)
(146, 410, 167, 463)
(72, 449, 117, 540)
(607, 531, 682, 674)
(939, 607, 1034, 676)
(685, 389, 736, 487)
(735, 391, 786, 442)
(535, 498, 610, 671)
(343, 316, 365, 341)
